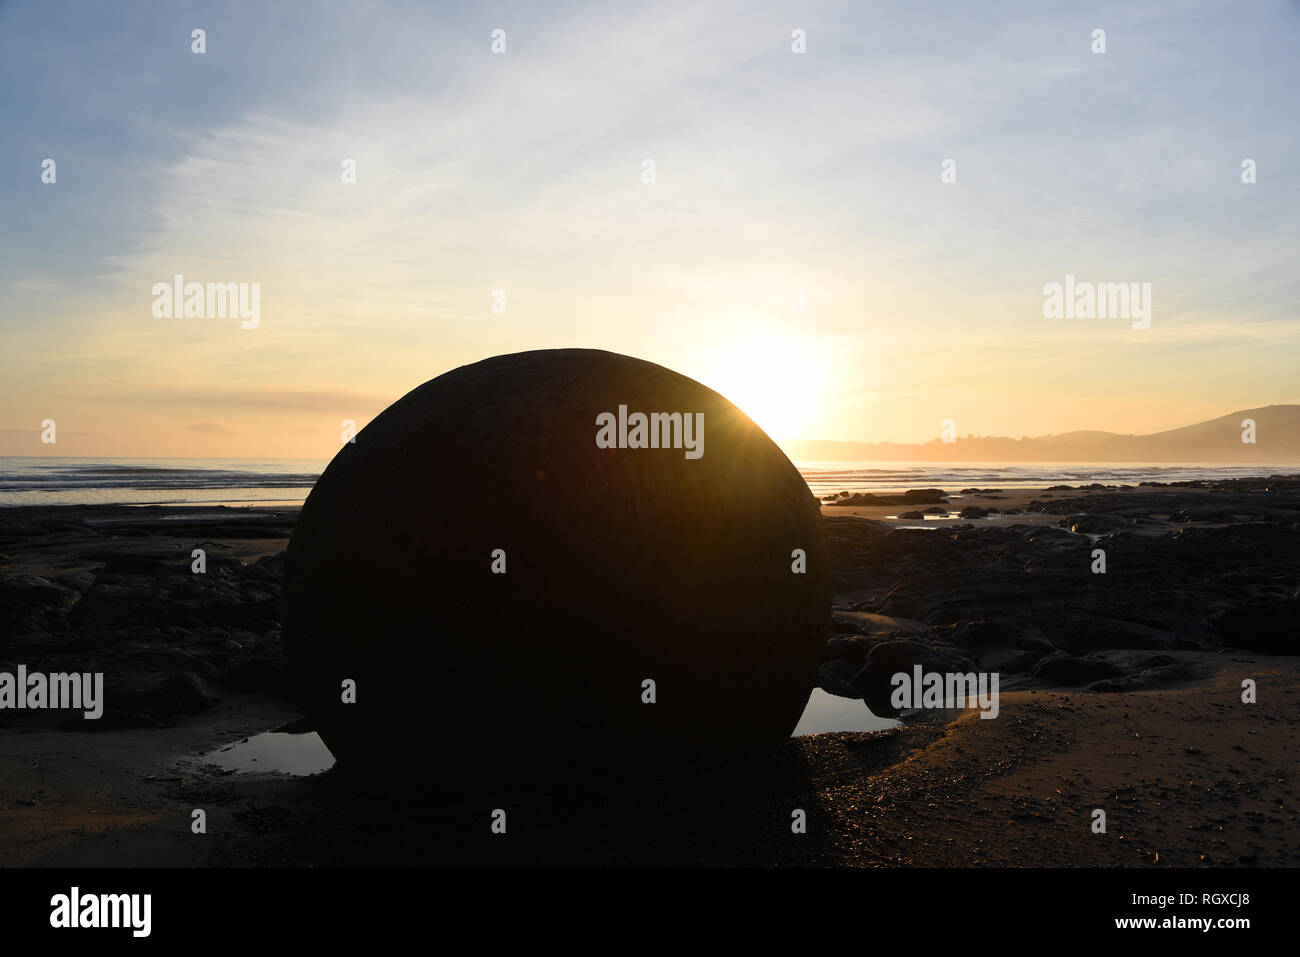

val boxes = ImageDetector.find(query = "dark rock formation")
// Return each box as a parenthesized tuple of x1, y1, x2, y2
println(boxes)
(1030, 652, 1123, 686)
(1060, 513, 1132, 534)
(0, 507, 293, 728)
(829, 489, 948, 507)
(903, 489, 948, 504)
(820, 486, 1300, 698)
(1217, 598, 1300, 654)
(283, 349, 831, 790)
(852, 639, 980, 717)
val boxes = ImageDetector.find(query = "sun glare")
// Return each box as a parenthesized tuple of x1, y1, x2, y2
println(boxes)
(695, 332, 826, 441)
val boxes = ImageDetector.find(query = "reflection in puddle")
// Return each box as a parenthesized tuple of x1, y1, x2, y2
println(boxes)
(793, 688, 899, 736)
(208, 732, 335, 776)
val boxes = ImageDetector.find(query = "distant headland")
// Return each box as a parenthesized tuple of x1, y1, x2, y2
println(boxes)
(781, 405, 1300, 463)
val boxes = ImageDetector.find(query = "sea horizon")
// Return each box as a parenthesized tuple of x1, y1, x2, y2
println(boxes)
(1, 454, 1298, 508)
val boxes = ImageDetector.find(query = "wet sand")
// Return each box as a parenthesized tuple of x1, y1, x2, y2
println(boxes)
(3, 664, 1295, 866)
(824, 484, 1194, 531)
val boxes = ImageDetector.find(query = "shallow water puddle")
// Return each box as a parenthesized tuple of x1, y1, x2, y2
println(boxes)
(208, 731, 335, 775)
(205, 691, 891, 774)
(793, 688, 899, 736)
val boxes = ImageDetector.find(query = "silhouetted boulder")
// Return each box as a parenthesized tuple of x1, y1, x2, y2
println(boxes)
(283, 349, 831, 791)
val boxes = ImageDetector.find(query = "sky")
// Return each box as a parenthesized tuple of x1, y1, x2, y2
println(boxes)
(2, 0, 1298, 457)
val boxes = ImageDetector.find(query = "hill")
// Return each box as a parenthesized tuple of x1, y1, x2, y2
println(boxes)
(781, 405, 1300, 463)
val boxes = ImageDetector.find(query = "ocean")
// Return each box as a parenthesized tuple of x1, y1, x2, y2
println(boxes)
(794, 461, 1298, 498)
(0, 457, 1293, 508)
(0, 458, 324, 507)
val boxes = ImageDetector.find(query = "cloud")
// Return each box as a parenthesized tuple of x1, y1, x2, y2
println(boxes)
(3, 1, 1299, 449)
(185, 421, 237, 434)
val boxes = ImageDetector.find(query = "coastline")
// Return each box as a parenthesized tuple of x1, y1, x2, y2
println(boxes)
(1, 478, 1297, 866)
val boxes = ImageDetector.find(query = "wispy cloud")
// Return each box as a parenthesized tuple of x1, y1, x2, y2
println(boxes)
(2, 0, 1298, 451)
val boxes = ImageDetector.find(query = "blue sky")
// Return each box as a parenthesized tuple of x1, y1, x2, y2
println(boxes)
(2, 0, 1298, 455)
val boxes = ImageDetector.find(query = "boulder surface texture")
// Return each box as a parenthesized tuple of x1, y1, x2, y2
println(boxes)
(284, 349, 830, 789)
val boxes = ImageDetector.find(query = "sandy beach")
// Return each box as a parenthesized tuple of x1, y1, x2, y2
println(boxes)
(3, 665, 1296, 867)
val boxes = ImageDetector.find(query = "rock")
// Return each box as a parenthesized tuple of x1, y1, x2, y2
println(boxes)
(217, 632, 292, 696)
(283, 349, 831, 790)
(828, 493, 887, 506)
(111, 672, 216, 717)
(1060, 513, 1130, 534)
(898, 511, 926, 519)
(1216, 599, 1299, 654)
(903, 489, 948, 504)
(1170, 506, 1247, 524)
(0, 574, 78, 608)
(1022, 526, 1081, 547)
(100, 555, 173, 575)
(974, 647, 1050, 675)
(1085, 652, 1216, 691)
(816, 657, 865, 698)
(851, 638, 979, 716)
(922, 507, 949, 515)
(829, 488, 948, 508)
(958, 506, 989, 519)
(951, 618, 1052, 651)
(828, 616, 866, 637)
(821, 633, 881, 662)
(1030, 653, 1123, 686)
(60, 709, 167, 732)
(1048, 614, 1182, 654)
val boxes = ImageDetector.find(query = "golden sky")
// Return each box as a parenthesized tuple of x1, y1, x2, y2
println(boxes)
(3, 2, 1298, 458)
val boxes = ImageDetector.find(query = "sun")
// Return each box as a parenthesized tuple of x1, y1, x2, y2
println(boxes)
(693, 331, 826, 441)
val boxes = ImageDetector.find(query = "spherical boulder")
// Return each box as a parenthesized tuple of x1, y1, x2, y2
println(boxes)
(283, 349, 830, 791)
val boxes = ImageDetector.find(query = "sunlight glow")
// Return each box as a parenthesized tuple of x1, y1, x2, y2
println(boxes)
(695, 331, 828, 441)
